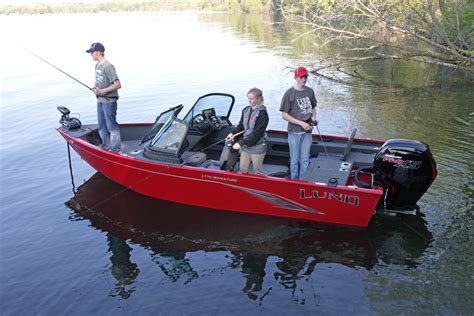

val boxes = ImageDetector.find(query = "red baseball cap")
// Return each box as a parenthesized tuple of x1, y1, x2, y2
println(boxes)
(294, 67, 309, 77)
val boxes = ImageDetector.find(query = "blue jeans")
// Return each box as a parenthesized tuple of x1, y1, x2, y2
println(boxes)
(288, 132, 312, 180)
(97, 101, 121, 152)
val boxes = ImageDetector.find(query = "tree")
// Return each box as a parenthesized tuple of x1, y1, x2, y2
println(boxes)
(280, 0, 474, 75)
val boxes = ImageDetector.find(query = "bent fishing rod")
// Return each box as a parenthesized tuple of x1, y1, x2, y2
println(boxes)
(23, 47, 93, 91)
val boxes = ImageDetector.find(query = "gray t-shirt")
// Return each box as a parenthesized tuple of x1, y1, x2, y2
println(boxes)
(95, 60, 119, 103)
(279, 86, 317, 133)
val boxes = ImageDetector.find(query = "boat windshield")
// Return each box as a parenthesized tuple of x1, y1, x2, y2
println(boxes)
(182, 93, 234, 123)
(149, 118, 188, 155)
(140, 104, 184, 145)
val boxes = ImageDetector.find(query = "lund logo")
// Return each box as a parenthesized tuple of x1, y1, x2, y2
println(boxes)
(299, 189, 359, 207)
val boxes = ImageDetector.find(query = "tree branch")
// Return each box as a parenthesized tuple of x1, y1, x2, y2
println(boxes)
(282, 0, 473, 72)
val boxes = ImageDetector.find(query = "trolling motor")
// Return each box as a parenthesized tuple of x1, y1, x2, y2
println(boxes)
(57, 106, 82, 130)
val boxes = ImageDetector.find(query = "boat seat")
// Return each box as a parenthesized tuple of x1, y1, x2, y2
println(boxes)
(182, 151, 207, 166)
(342, 128, 357, 161)
(200, 160, 243, 172)
(200, 159, 222, 170)
(199, 141, 242, 171)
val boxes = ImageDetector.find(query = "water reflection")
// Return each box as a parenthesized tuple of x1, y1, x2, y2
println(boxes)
(151, 251, 198, 285)
(106, 233, 140, 299)
(65, 173, 432, 300)
(235, 253, 267, 300)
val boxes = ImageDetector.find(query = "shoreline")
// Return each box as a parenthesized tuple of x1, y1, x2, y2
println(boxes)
(0, 1, 273, 15)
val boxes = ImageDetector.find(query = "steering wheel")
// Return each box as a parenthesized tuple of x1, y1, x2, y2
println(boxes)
(193, 114, 205, 126)
(203, 111, 222, 131)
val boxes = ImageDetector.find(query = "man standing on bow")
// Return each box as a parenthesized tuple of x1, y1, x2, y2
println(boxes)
(86, 42, 122, 152)
(280, 67, 318, 180)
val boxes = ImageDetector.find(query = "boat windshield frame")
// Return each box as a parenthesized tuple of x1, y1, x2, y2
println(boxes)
(182, 93, 235, 124)
(148, 117, 189, 155)
(140, 104, 184, 145)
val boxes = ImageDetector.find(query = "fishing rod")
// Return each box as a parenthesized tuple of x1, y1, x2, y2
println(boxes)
(23, 47, 93, 91)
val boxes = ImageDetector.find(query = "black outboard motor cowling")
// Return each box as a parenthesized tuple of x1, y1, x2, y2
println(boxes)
(373, 139, 437, 210)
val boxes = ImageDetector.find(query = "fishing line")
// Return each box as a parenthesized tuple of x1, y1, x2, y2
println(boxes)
(66, 145, 159, 212)
(65, 138, 152, 209)
(315, 124, 329, 157)
(401, 221, 432, 242)
(76, 173, 156, 215)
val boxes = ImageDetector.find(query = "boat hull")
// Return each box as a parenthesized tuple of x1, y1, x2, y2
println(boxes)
(59, 128, 383, 227)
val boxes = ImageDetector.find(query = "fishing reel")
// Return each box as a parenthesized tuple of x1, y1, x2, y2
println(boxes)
(305, 117, 318, 127)
(57, 106, 82, 130)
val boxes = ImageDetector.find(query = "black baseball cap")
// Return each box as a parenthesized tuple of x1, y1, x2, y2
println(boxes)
(85, 42, 105, 53)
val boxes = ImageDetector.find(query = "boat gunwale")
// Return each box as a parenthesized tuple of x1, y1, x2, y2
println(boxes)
(57, 126, 384, 196)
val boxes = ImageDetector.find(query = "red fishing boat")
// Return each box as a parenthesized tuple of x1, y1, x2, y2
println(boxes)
(57, 93, 437, 227)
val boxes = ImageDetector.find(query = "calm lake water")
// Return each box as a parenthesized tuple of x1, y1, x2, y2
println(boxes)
(1, 12, 473, 315)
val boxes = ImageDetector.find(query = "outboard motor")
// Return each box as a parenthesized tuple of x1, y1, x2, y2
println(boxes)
(373, 139, 437, 210)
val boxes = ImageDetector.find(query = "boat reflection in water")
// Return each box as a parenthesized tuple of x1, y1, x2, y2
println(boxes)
(65, 173, 432, 300)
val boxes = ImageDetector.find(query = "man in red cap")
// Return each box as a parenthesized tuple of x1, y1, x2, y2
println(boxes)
(279, 67, 318, 180)
(86, 42, 122, 152)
